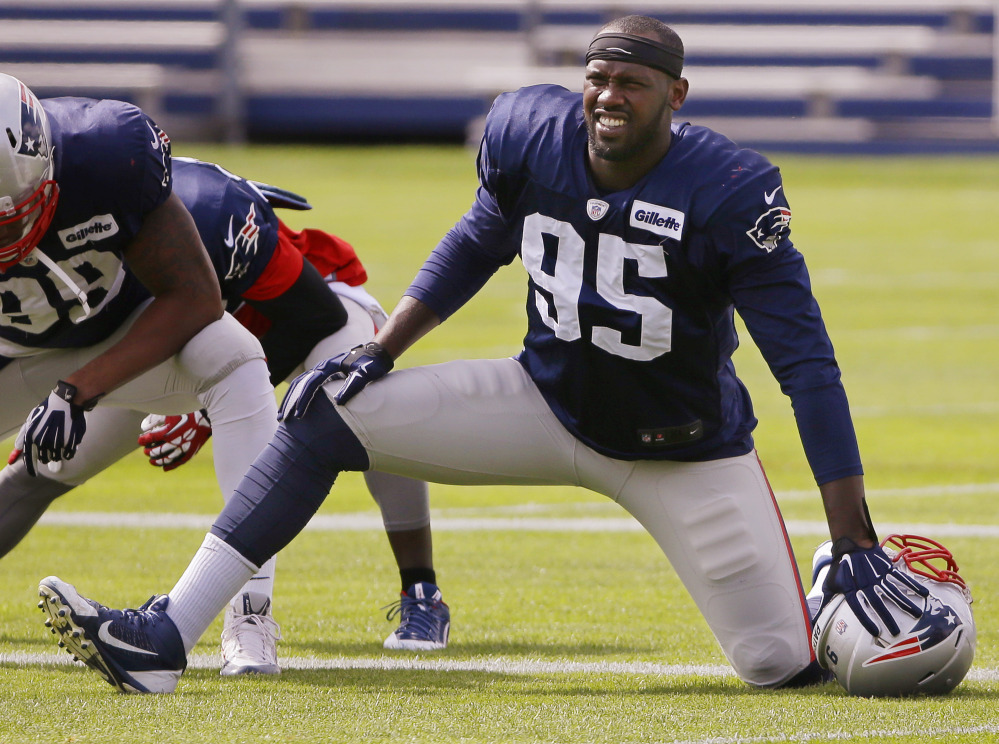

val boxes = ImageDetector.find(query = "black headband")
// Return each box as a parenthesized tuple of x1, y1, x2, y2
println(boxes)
(585, 32, 684, 79)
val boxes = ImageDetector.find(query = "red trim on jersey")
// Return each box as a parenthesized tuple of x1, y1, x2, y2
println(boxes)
(240, 223, 305, 302)
(235, 220, 368, 337)
(241, 220, 368, 302)
(755, 450, 817, 663)
(294, 225, 367, 286)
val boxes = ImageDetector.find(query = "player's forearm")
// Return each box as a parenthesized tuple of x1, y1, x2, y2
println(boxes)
(819, 475, 876, 548)
(62, 193, 223, 404)
(62, 292, 221, 403)
(373, 296, 441, 359)
(405, 227, 506, 323)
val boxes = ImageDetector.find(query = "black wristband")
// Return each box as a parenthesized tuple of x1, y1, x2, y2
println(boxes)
(55, 380, 104, 412)
(831, 537, 864, 559)
(340, 342, 394, 370)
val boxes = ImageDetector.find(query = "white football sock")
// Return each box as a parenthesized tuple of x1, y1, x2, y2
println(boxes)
(166, 533, 258, 653)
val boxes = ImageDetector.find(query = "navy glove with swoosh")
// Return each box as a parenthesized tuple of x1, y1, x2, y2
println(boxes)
(823, 538, 929, 637)
(278, 342, 393, 421)
(332, 342, 394, 405)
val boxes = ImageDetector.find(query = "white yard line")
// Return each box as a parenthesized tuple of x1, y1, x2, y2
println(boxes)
(35, 510, 999, 538)
(4, 650, 997, 686)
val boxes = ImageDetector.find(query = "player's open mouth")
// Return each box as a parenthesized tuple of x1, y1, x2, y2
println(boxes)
(595, 112, 628, 133)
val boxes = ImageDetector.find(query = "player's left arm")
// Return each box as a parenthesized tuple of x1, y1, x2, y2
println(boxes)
(818, 475, 872, 547)
(61, 191, 223, 405)
(720, 173, 926, 631)
(715, 170, 861, 492)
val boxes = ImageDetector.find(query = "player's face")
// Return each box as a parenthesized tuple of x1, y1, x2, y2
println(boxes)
(583, 59, 687, 190)
(0, 212, 31, 251)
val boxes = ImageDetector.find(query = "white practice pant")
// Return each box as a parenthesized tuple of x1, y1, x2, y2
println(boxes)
(332, 356, 814, 687)
(0, 302, 277, 502)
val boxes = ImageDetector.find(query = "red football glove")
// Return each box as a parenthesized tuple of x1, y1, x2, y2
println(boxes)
(138, 410, 212, 471)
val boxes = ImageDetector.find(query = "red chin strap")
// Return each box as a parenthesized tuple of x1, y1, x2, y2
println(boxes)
(0, 180, 59, 272)
(881, 533, 967, 590)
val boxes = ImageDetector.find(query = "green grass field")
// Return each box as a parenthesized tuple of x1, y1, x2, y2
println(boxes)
(1, 145, 998, 743)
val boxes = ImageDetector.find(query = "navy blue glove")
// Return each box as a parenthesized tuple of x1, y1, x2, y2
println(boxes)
(332, 342, 393, 405)
(277, 342, 394, 421)
(14, 381, 99, 476)
(278, 355, 347, 421)
(824, 538, 929, 636)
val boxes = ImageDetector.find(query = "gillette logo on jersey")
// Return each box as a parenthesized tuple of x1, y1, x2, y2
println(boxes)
(630, 200, 685, 239)
(57, 215, 120, 247)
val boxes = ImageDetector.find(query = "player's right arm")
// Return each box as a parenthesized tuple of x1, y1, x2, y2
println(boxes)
(283, 96, 525, 414)
(328, 188, 513, 405)
(63, 191, 222, 404)
(371, 295, 441, 358)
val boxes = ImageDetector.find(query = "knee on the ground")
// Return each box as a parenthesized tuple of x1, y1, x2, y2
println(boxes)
(729, 634, 813, 688)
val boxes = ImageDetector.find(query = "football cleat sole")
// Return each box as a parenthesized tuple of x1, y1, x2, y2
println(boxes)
(37, 578, 183, 694)
(38, 582, 130, 692)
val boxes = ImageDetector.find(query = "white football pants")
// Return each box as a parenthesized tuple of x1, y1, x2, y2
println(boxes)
(0, 291, 429, 534)
(0, 302, 279, 607)
(332, 356, 814, 687)
(1, 302, 277, 498)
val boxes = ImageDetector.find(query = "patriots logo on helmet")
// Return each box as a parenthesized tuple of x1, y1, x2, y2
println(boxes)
(863, 596, 962, 667)
(17, 81, 47, 159)
(746, 207, 791, 253)
(225, 203, 260, 281)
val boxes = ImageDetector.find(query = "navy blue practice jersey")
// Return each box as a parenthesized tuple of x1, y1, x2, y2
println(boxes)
(408, 85, 861, 482)
(171, 158, 282, 313)
(0, 98, 169, 359)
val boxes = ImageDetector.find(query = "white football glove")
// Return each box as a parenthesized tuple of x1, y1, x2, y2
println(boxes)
(138, 410, 213, 471)
(13, 381, 98, 477)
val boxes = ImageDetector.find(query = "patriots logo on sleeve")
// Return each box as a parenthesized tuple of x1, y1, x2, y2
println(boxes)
(144, 120, 172, 188)
(746, 206, 791, 253)
(224, 203, 260, 281)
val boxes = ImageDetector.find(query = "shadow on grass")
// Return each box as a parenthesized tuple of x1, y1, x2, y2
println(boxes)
(190, 666, 999, 700)
(184, 665, 759, 697)
(285, 637, 673, 658)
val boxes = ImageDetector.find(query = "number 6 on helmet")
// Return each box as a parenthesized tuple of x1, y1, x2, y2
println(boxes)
(812, 534, 976, 697)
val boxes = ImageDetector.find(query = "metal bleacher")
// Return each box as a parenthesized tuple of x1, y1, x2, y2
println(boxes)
(2, 0, 998, 152)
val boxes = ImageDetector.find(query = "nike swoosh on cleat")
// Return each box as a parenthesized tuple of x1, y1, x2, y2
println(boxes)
(98, 621, 157, 656)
